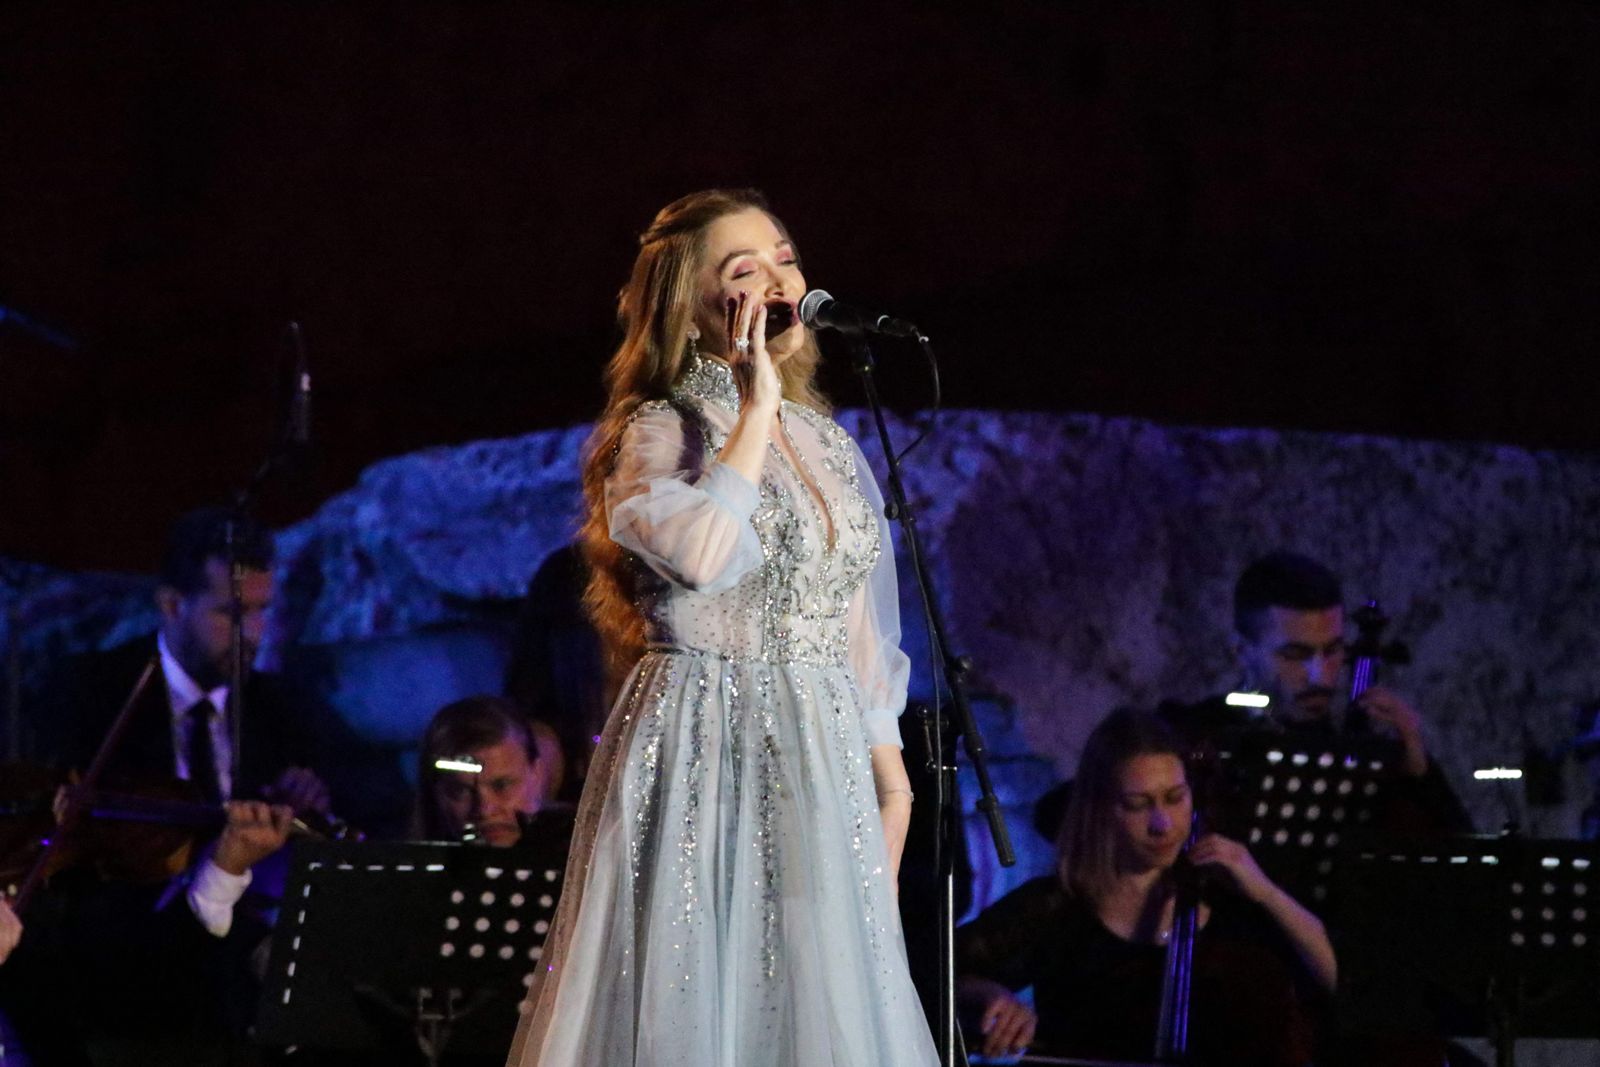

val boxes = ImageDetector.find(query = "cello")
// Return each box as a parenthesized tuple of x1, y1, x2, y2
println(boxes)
(1341, 599, 1410, 736)
(1152, 822, 1202, 1063)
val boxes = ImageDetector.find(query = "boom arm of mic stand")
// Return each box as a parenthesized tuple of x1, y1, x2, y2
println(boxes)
(848, 336, 1013, 1067)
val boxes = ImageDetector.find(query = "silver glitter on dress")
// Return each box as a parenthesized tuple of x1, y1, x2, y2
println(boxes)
(507, 353, 934, 1066)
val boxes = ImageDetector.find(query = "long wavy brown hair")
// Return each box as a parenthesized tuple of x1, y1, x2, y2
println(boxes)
(580, 189, 828, 693)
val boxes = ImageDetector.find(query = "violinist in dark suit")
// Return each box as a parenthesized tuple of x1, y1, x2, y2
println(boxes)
(15, 507, 334, 1064)
(49, 507, 330, 817)
(956, 709, 1335, 1066)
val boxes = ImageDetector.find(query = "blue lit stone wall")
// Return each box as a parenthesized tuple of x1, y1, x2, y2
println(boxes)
(7, 410, 1600, 898)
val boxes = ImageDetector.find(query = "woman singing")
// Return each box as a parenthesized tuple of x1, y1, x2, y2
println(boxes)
(957, 708, 1337, 1066)
(508, 190, 937, 1066)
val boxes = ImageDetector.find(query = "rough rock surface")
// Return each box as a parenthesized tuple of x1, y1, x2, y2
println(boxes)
(8, 409, 1600, 902)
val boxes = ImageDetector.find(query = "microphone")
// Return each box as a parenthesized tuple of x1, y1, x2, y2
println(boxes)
(798, 290, 922, 339)
(285, 321, 311, 448)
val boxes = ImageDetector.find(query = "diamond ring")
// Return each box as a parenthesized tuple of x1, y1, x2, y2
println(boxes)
(734, 337, 751, 354)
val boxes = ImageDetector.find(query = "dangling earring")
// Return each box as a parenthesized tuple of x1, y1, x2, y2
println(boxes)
(687, 331, 701, 362)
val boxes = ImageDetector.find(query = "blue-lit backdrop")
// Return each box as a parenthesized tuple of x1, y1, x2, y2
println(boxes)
(6, 409, 1599, 914)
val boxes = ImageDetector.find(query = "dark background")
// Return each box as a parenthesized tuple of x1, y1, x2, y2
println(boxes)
(4, 3, 1597, 573)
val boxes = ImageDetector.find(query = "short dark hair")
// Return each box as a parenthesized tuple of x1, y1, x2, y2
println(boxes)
(159, 507, 274, 593)
(1233, 551, 1343, 639)
(418, 695, 539, 839)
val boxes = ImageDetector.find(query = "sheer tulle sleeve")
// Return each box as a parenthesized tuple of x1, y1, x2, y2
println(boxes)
(846, 439, 910, 748)
(605, 403, 765, 593)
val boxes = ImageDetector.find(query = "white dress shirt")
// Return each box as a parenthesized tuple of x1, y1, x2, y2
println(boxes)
(157, 631, 234, 799)
(156, 632, 251, 936)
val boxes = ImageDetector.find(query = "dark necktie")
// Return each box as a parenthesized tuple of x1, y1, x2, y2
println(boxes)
(187, 697, 224, 804)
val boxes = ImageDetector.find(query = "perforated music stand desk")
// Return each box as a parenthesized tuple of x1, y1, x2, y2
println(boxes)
(1333, 834, 1600, 1067)
(1210, 731, 1396, 911)
(255, 837, 567, 1063)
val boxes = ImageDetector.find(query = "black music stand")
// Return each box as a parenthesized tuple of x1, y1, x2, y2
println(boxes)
(1212, 731, 1394, 910)
(1334, 834, 1600, 1067)
(255, 838, 567, 1064)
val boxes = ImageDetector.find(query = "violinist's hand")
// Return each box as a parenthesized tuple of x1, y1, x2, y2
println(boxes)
(1355, 685, 1430, 777)
(0, 896, 21, 965)
(965, 978, 1037, 1061)
(264, 766, 332, 816)
(213, 800, 294, 876)
(725, 290, 782, 418)
(1189, 832, 1276, 905)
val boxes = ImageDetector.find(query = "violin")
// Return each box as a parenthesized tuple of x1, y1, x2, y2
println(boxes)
(3, 655, 359, 914)
(0, 762, 67, 892)
(1, 766, 360, 908)
(2, 767, 211, 892)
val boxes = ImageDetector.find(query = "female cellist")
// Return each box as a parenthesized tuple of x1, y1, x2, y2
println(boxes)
(956, 708, 1335, 1065)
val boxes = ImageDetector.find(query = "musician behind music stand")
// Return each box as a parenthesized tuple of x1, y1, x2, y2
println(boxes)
(255, 834, 569, 1065)
(1334, 834, 1600, 1067)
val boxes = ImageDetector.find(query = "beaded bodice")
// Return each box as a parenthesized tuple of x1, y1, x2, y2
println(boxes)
(631, 357, 882, 666)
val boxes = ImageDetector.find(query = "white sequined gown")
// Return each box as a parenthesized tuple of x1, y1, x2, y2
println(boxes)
(508, 357, 937, 1067)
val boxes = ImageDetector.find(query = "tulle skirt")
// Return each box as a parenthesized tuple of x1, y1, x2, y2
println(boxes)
(507, 648, 938, 1067)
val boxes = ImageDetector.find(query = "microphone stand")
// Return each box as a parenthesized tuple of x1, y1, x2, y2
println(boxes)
(224, 321, 310, 782)
(848, 334, 1014, 1067)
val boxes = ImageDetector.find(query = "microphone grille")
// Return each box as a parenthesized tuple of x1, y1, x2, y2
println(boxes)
(797, 289, 832, 327)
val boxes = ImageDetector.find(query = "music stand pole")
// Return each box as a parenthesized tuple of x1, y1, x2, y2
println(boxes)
(849, 335, 1014, 1067)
